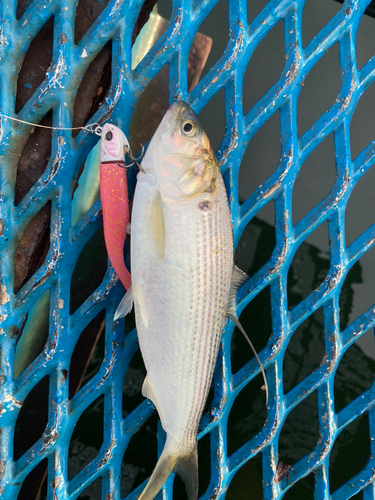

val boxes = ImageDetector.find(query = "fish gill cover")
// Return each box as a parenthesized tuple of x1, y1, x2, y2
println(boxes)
(0, 0, 375, 499)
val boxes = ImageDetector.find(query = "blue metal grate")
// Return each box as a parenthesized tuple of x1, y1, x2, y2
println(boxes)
(1, 0, 375, 499)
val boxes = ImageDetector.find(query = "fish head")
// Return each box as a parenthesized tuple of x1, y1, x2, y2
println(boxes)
(100, 123, 130, 163)
(143, 101, 218, 199)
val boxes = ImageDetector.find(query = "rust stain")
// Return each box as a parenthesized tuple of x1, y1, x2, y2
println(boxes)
(99, 438, 117, 469)
(0, 284, 9, 305)
(50, 477, 61, 490)
(263, 180, 281, 199)
(1, 395, 23, 411)
(42, 429, 59, 451)
(209, 486, 220, 499)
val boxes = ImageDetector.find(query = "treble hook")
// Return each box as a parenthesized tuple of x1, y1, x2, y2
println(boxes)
(124, 144, 145, 172)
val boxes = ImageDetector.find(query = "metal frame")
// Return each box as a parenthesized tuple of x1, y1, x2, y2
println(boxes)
(1, 0, 375, 498)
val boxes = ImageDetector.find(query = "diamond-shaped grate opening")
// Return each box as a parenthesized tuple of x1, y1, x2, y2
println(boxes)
(1, 1, 375, 499)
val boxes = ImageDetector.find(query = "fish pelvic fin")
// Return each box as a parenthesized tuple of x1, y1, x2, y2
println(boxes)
(138, 439, 198, 500)
(114, 285, 133, 321)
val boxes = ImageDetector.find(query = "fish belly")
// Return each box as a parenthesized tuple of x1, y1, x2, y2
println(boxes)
(131, 171, 233, 452)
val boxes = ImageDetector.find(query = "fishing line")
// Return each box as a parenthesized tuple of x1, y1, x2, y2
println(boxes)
(0, 112, 146, 168)
(0, 113, 103, 136)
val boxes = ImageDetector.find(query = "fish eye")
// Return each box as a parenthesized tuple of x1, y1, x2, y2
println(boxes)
(104, 131, 113, 141)
(182, 121, 196, 137)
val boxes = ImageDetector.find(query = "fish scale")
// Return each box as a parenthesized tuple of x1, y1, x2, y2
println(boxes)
(133, 175, 232, 443)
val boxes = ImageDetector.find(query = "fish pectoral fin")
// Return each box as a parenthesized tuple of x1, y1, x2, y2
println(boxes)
(227, 265, 249, 317)
(173, 446, 198, 500)
(114, 286, 133, 320)
(227, 312, 269, 405)
(142, 375, 167, 429)
(148, 190, 165, 263)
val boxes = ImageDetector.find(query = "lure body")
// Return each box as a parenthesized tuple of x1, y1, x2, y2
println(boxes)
(127, 101, 233, 499)
(99, 124, 131, 290)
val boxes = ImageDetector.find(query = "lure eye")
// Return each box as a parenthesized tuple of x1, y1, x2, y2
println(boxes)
(105, 130, 113, 141)
(182, 121, 196, 137)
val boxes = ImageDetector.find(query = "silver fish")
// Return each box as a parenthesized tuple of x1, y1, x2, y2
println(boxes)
(116, 101, 252, 500)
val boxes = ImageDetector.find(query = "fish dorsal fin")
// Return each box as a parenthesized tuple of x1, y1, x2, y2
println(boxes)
(142, 375, 167, 429)
(134, 284, 149, 329)
(227, 265, 249, 317)
(227, 312, 269, 405)
(149, 190, 165, 263)
(227, 266, 268, 405)
(114, 286, 133, 320)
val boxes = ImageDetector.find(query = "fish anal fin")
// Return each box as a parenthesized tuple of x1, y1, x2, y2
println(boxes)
(141, 375, 154, 400)
(148, 190, 165, 263)
(142, 375, 167, 430)
(173, 445, 198, 500)
(114, 286, 133, 321)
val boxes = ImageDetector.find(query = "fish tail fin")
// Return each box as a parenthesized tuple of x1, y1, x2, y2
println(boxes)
(173, 445, 198, 500)
(139, 438, 198, 500)
(138, 444, 177, 500)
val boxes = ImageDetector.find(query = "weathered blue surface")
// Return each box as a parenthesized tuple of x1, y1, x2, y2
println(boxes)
(0, 0, 375, 499)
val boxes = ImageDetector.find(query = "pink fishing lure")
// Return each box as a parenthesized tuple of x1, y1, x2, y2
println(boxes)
(99, 123, 131, 291)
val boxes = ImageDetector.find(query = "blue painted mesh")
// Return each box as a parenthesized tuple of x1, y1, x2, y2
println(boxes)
(1, 0, 375, 499)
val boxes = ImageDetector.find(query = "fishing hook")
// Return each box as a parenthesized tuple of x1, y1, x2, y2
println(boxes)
(124, 144, 145, 171)
(114, 144, 145, 171)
